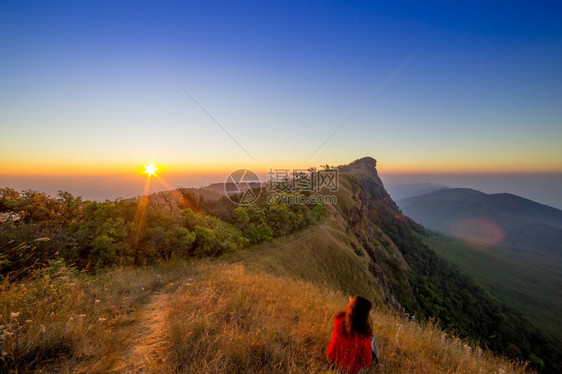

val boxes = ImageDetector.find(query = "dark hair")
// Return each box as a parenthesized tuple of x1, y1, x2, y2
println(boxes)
(334, 295, 373, 338)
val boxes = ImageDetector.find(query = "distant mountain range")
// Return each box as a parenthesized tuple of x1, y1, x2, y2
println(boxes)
(398, 188, 562, 254)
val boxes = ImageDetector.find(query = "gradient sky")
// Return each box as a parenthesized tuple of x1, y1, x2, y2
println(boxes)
(1, 1, 562, 202)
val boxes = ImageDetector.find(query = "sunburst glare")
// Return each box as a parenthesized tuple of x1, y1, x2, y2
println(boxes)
(144, 163, 158, 176)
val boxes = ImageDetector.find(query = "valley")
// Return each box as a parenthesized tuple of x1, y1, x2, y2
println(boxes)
(427, 234, 562, 341)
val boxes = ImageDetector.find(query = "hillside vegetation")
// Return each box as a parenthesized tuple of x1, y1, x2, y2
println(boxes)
(0, 186, 325, 276)
(427, 234, 562, 341)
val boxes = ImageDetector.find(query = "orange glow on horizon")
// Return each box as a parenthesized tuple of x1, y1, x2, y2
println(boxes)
(1, 158, 561, 176)
(0, 161, 244, 176)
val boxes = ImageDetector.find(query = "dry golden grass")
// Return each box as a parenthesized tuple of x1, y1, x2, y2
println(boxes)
(0, 232, 533, 373)
(165, 262, 342, 373)
(164, 262, 531, 374)
(0, 259, 193, 373)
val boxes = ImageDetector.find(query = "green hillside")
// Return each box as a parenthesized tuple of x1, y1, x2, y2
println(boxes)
(426, 234, 562, 341)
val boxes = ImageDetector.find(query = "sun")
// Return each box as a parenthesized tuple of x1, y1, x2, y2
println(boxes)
(144, 163, 158, 176)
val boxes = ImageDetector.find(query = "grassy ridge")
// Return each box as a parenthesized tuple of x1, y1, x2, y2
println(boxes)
(426, 234, 562, 341)
(229, 217, 385, 307)
(165, 262, 530, 373)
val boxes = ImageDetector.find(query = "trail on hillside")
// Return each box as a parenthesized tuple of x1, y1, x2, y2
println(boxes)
(109, 280, 186, 374)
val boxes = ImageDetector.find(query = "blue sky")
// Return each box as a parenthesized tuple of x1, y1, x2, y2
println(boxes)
(1, 0, 561, 202)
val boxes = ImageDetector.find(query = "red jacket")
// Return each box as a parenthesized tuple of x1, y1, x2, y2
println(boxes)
(327, 316, 372, 374)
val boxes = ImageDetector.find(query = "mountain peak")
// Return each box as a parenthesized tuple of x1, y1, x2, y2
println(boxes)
(338, 157, 378, 179)
(337, 156, 401, 219)
(343, 156, 377, 169)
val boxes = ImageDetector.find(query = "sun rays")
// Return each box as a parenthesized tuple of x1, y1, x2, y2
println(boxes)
(133, 161, 193, 254)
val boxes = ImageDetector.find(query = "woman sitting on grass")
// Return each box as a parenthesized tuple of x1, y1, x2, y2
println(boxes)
(327, 296, 380, 373)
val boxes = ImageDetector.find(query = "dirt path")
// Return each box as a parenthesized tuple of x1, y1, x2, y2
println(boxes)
(109, 281, 182, 374)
